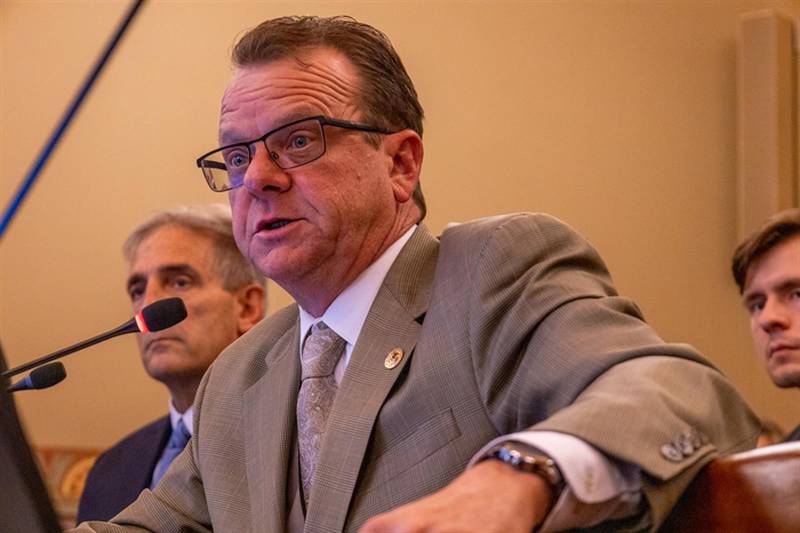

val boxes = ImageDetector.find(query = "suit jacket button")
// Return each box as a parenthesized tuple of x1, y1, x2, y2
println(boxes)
(385, 348, 404, 369)
(677, 435, 695, 455)
(684, 429, 701, 448)
(661, 443, 684, 462)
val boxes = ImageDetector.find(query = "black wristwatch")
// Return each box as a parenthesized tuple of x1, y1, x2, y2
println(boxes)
(486, 442, 564, 496)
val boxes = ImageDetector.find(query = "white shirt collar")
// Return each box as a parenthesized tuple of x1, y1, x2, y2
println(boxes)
(298, 225, 417, 350)
(168, 400, 194, 436)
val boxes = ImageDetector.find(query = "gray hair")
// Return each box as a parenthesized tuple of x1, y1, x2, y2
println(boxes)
(123, 204, 265, 292)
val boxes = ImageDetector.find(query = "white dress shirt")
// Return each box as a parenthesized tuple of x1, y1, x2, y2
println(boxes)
(168, 401, 194, 437)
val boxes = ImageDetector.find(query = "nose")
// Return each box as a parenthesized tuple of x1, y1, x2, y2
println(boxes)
(757, 298, 790, 333)
(242, 145, 291, 196)
(139, 283, 166, 311)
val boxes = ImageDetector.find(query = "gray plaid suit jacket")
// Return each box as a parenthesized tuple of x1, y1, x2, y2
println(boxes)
(77, 213, 759, 532)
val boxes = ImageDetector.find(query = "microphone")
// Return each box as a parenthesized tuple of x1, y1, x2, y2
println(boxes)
(7, 362, 66, 393)
(135, 297, 187, 332)
(1, 297, 187, 380)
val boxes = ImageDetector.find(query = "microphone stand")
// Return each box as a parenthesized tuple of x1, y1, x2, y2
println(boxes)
(0, 319, 138, 380)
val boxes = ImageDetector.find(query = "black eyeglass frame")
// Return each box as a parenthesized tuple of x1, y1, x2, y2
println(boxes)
(195, 115, 395, 192)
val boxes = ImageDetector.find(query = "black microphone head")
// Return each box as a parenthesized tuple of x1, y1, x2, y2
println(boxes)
(30, 362, 66, 390)
(135, 297, 187, 332)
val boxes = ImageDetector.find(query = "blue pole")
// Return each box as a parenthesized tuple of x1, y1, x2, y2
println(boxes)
(0, 0, 146, 241)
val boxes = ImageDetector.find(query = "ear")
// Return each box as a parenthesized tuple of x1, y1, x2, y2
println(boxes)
(234, 283, 266, 335)
(384, 130, 423, 204)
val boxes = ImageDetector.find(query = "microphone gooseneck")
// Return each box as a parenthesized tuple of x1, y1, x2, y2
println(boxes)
(1, 297, 187, 380)
(7, 362, 67, 393)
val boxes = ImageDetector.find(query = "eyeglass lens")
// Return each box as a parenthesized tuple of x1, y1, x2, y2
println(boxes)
(199, 118, 327, 191)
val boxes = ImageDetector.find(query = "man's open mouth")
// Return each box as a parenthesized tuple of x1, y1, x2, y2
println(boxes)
(258, 218, 295, 232)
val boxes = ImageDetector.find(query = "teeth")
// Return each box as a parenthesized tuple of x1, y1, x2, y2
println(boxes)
(267, 220, 289, 230)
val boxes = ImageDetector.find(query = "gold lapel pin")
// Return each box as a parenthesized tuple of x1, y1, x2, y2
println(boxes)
(384, 348, 404, 369)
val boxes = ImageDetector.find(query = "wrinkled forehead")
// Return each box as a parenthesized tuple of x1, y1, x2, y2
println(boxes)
(219, 48, 363, 142)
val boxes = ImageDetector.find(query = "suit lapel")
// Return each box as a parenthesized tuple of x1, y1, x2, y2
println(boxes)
(143, 417, 172, 488)
(305, 225, 440, 532)
(130, 417, 171, 500)
(243, 317, 301, 533)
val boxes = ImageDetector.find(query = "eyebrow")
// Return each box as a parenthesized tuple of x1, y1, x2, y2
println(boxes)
(126, 264, 202, 292)
(125, 273, 145, 293)
(775, 277, 800, 294)
(742, 276, 800, 304)
(219, 129, 248, 145)
(219, 110, 325, 146)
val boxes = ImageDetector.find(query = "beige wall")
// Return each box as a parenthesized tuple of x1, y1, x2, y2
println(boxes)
(2, 0, 799, 449)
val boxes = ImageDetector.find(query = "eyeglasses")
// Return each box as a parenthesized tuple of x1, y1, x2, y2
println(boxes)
(196, 115, 393, 192)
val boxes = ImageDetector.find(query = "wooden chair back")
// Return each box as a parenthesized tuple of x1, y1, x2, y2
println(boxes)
(662, 441, 800, 532)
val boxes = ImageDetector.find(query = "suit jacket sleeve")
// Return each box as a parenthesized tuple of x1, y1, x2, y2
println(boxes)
(442, 213, 759, 529)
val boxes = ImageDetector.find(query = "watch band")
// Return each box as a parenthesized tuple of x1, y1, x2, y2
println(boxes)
(486, 442, 564, 494)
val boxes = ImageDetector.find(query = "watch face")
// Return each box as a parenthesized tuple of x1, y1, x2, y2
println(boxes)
(492, 444, 563, 490)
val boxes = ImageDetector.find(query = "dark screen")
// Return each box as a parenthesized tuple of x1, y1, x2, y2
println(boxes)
(0, 342, 61, 533)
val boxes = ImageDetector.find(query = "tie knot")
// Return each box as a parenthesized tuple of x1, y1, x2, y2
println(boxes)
(169, 419, 191, 450)
(301, 321, 345, 379)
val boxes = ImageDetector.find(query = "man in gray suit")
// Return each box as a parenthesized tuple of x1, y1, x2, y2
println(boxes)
(732, 208, 800, 442)
(76, 15, 758, 532)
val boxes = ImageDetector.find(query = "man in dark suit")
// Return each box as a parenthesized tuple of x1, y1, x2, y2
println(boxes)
(76, 204, 265, 522)
(75, 16, 758, 532)
(732, 208, 800, 443)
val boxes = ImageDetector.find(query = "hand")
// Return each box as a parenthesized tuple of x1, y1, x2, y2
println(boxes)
(359, 458, 556, 533)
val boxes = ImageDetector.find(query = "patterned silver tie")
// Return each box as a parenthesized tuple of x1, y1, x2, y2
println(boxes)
(297, 321, 345, 505)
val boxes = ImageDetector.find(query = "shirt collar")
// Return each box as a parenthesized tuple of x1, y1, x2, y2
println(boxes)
(168, 400, 194, 436)
(299, 225, 417, 347)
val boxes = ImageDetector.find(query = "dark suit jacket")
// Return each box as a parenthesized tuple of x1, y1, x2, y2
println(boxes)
(784, 424, 800, 442)
(78, 214, 759, 533)
(77, 416, 170, 523)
